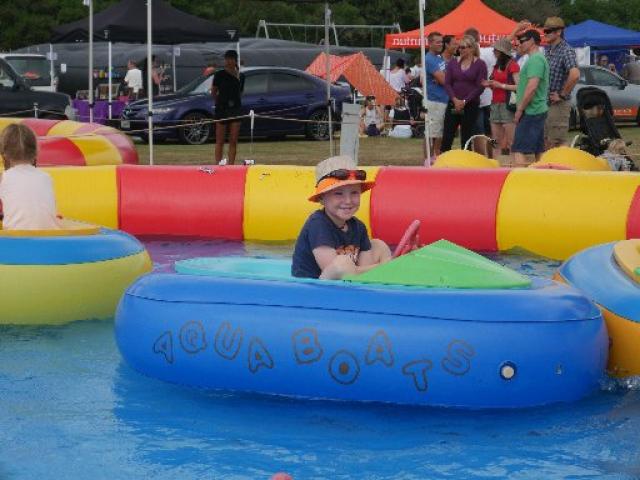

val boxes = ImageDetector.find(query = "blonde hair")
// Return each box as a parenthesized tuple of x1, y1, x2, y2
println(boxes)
(1, 123, 38, 168)
(461, 35, 480, 58)
(607, 139, 628, 156)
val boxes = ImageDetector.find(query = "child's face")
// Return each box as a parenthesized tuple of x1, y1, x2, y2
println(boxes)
(320, 184, 362, 225)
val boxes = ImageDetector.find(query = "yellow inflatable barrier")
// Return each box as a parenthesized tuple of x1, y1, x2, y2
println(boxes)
(534, 146, 611, 171)
(497, 169, 640, 259)
(243, 165, 379, 241)
(44, 165, 119, 228)
(433, 150, 500, 169)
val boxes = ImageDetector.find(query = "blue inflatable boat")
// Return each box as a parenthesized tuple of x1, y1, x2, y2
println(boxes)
(116, 241, 607, 408)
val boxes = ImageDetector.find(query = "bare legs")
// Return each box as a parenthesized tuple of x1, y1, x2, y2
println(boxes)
(215, 120, 241, 165)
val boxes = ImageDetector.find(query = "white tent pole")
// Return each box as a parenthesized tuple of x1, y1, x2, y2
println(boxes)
(419, 0, 431, 165)
(88, 0, 94, 123)
(236, 41, 241, 68)
(172, 47, 177, 92)
(108, 41, 113, 120)
(48, 44, 55, 91)
(147, 0, 154, 165)
(325, 2, 333, 155)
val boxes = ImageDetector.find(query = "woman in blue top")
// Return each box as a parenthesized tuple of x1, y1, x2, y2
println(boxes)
(292, 155, 392, 280)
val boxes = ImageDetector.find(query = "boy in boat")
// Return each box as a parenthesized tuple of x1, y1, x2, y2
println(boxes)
(0, 123, 60, 230)
(291, 155, 392, 279)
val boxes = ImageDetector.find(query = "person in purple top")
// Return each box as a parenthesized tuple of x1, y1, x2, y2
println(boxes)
(441, 35, 487, 152)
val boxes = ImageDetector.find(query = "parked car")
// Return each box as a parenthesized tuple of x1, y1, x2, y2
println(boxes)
(0, 53, 57, 92)
(571, 65, 640, 128)
(119, 66, 352, 144)
(0, 58, 74, 119)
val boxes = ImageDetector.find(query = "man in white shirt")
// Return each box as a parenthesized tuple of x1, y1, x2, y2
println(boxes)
(388, 58, 409, 93)
(123, 60, 143, 99)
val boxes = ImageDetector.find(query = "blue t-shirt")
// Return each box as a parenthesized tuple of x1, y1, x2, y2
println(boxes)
(291, 210, 372, 279)
(425, 52, 449, 104)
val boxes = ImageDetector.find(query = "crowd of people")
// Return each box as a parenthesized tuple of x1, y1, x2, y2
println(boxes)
(366, 17, 585, 167)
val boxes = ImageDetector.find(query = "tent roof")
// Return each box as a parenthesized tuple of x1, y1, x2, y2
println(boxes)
(306, 52, 399, 105)
(565, 20, 640, 48)
(51, 0, 239, 44)
(385, 0, 516, 49)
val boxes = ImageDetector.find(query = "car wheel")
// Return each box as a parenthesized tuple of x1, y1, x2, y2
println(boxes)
(305, 109, 331, 141)
(178, 112, 212, 145)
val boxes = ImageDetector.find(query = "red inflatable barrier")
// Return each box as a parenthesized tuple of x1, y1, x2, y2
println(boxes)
(21, 118, 60, 136)
(101, 132, 138, 165)
(117, 165, 246, 239)
(370, 167, 510, 251)
(627, 186, 640, 239)
(37, 137, 86, 166)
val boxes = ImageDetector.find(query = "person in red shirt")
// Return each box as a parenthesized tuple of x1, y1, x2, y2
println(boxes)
(482, 38, 520, 156)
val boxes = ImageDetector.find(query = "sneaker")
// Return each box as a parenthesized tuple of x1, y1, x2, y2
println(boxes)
(242, 159, 255, 165)
(218, 158, 227, 166)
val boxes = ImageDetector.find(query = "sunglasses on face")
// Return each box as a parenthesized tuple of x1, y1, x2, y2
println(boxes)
(544, 28, 560, 34)
(517, 36, 531, 43)
(317, 169, 367, 185)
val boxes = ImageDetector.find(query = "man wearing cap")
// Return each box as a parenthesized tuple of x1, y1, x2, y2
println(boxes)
(291, 155, 392, 280)
(511, 30, 549, 166)
(543, 16, 579, 149)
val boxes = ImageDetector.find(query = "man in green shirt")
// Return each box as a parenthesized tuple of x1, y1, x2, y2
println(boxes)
(512, 30, 550, 166)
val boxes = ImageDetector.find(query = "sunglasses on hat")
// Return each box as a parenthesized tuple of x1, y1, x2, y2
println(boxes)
(317, 169, 367, 186)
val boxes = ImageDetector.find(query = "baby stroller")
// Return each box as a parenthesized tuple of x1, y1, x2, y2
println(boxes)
(573, 87, 624, 156)
(401, 85, 425, 138)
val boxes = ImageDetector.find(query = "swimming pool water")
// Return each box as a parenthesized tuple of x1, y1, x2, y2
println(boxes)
(1, 240, 639, 480)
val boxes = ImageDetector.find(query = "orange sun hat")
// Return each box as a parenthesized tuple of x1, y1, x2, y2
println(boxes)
(308, 155, 376, 202)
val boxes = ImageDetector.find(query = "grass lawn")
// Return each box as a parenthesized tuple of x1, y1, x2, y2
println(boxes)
(134, 125, 640, 167)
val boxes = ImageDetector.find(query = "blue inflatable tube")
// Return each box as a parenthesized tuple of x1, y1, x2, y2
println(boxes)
(116, 260, 607, 409)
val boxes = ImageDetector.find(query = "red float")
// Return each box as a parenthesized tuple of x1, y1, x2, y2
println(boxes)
(370, 167, 510, 251)
(37, 137, 86, 166)
(627, 186, 640, 239)
(117, 165, 246, 239)
(101, 132, 138, 164)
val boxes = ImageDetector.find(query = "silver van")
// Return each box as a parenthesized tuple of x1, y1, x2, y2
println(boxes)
(0, 53, 57, 92)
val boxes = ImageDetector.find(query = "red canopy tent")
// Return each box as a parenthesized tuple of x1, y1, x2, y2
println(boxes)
(385, 0, 517, 49)
(306, 51, 399, 106)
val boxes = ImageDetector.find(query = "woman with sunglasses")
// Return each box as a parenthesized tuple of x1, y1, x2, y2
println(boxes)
(292, 155, 392, 280)
(441, 35, 487, 152)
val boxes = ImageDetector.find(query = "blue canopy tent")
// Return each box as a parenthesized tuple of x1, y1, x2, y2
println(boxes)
(565, 20, 640, 48)
(565, 20, 640, 70)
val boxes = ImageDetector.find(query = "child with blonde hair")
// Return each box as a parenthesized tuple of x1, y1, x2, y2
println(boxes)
(0, 123, 60, 230)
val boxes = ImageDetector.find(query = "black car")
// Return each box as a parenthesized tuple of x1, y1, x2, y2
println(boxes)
(0, 58, 75, 120)
(120, 66, 352, 144)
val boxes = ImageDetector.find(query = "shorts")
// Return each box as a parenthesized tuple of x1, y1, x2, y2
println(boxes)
(544, 100, 572, 147)
(425, 100, 446, 137)
(215, 106, 243, 123)
(366, 124, 381, 136)
(490, 103, 515, 124)
(512, 112, 547, 154)
(474, 105, 492, 135)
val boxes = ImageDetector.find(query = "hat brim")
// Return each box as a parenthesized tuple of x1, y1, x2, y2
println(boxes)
(308, 179, 376, 202)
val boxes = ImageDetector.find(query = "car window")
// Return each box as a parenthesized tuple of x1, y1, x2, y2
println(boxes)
(0, 64, 15, 89)
(189, 75, 213, 95)
(591, 68, 622, 87)
(243, 73, 269, 95)
(269, 73, 313, 93)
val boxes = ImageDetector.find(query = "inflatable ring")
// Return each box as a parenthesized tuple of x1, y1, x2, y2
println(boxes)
(0, 219, 152, 325)
(393, 219, 421, 258)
